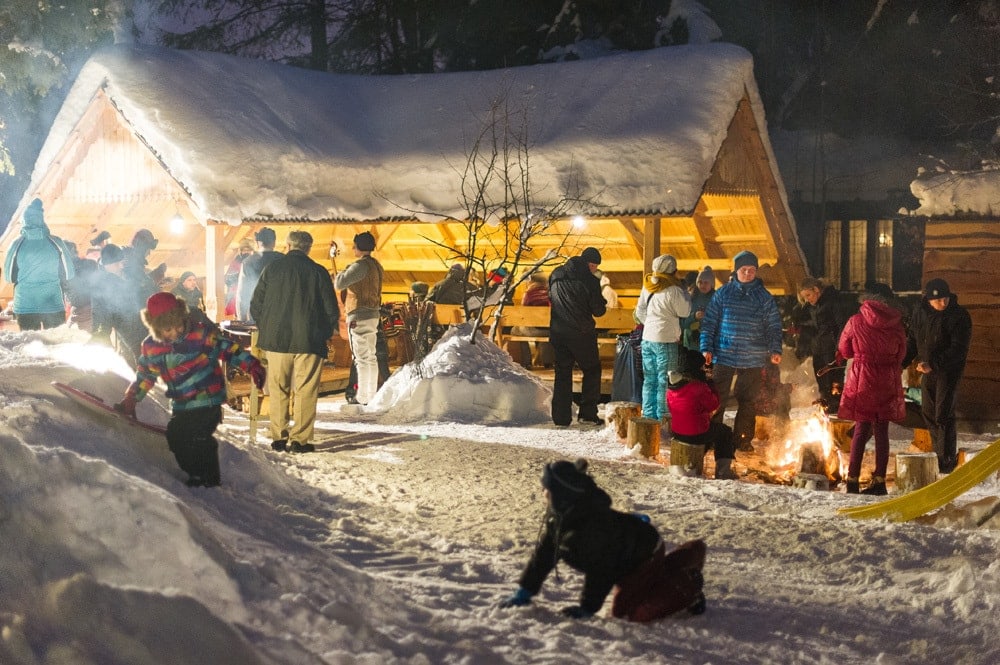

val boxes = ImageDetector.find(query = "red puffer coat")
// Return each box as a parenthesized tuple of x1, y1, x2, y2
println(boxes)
(836, 299, 907, 422)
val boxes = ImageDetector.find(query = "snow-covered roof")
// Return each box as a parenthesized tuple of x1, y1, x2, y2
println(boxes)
(910, 168, 1000, 217)
(33, 42, 770, 225)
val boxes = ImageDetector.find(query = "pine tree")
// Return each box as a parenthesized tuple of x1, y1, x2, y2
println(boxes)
(0, 0, 126, 222)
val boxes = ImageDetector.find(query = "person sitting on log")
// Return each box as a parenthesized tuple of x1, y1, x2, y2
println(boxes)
(666, 347, 738, 480)
(498, 458, 707, 621)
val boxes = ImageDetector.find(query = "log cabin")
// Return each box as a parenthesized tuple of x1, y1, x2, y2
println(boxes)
(906, 170, 1000, 432)
(0, 43, 809, 395)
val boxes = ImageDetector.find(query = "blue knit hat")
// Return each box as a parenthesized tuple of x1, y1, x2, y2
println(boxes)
(733, 250, 758, 270)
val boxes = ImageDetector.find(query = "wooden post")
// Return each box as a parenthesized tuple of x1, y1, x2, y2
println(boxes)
(606, 402, 641, 442)
(910, 428, 933, 453)
(628, 417, 661, 458)
(669, 440, 705, 477)
(249, 329, 260, 445)
(895, 452, 938, 493)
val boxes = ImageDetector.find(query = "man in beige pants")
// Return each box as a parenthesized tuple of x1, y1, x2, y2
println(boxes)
(250, 231, 339, 453)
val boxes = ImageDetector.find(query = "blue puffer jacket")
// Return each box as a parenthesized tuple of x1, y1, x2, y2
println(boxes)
(699, 277, 782, 368)
(3, 199, 76, 314)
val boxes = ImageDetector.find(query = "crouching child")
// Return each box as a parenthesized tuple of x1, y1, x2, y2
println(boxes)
(499, 458, 707, 621)
(116, 292, 265, 487)
(667, 348, 738, 479)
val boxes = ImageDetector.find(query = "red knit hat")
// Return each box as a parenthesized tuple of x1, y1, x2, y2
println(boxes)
(146, 292, 182, 318)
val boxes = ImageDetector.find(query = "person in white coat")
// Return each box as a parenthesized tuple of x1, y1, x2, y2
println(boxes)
(634, 254, 691, 422)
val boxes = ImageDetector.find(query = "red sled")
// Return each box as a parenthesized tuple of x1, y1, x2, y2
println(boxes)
(52, 381, 168, 435)
(611, 539, 707, 622)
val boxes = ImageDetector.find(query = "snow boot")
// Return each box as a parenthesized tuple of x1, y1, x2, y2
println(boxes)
(845, 477, 860, 494)
(862, 476, 887, 496)
(715, 458, 737, 480)
(290, 441, 315, 453)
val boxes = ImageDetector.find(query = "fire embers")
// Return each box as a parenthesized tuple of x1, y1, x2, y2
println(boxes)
(762, 407, 847, 489)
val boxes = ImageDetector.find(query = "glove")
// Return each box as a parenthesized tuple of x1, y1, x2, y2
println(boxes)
(560, 605, 594, 619)
(249, 360, 266, 390)
(499, 587, 533, 609)
(114, 395, 137, 419)
(632, 512, 651, 523)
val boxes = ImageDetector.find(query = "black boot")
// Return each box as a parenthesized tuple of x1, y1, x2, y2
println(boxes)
(862, 476, 887, 496)
(845, 477, 860, 494)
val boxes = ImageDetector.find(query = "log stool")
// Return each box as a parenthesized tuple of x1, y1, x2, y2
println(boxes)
(606, 402, 642, 442)
(627, 417, 661, 458)
(895, 452, 938, 493)
(669, 439, 705, 477)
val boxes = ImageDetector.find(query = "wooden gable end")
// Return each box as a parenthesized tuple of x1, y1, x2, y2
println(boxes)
(1, 89, 209, 302)
(700, 92, 808, 294)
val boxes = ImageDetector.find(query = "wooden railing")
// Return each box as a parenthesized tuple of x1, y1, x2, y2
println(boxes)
(432, 304, 635, 347)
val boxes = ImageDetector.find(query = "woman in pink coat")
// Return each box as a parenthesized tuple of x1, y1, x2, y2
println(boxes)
(837, 292, 907, 495)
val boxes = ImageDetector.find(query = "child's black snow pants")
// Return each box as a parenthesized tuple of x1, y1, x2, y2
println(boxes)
(166, 406, 223, 484)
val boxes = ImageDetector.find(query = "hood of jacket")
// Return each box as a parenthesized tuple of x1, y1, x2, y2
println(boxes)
(21, 198, 50, 237)
(858, 298, 902, 330)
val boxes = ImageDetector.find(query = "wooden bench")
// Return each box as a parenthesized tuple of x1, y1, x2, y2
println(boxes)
(427, 303, 633, 367)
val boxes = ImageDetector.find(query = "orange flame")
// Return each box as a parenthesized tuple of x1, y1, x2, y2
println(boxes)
(765, 406, 846, 481)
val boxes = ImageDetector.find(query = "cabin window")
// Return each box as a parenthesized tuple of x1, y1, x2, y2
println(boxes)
(874, 219, 893, 286)
(847, 220, 867, 290)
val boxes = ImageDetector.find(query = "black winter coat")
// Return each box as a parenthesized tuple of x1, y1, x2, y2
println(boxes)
(548, 257, 606, 336)
(250, 250, 339, 357)
(806, 286, 858, 363)
(518, 488, 661, 614)
(905, 296, 972, 376)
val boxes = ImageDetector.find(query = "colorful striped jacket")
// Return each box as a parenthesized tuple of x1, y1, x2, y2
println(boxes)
(127, 321, 258, 412)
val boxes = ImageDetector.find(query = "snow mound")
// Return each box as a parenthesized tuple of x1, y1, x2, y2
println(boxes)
(368, 323, 551, 424)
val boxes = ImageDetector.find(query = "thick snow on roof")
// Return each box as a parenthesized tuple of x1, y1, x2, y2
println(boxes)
(37, 42, 766, 224)
(910, 167, 1000, 217)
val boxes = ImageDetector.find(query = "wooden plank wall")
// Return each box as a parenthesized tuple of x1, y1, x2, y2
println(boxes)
(922, 220, 1000, 432)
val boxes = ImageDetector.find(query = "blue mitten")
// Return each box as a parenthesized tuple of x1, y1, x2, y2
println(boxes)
(499, 587, 533, 608)
(632, 512, 651, 523)
(560, 605, 594, 619)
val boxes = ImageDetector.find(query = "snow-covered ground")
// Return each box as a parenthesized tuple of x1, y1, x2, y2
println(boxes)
(2, 325, 999, 665)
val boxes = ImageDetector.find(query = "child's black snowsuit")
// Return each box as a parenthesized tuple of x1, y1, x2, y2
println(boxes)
(519, 484, 660, 615)
(517, 460, 706, 620)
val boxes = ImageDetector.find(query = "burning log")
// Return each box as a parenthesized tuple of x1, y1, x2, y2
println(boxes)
(827, 418, 854, 453)
(627, 417, 661, 458)
(798, 442, 827, 475)
(895, 452, 938, 493)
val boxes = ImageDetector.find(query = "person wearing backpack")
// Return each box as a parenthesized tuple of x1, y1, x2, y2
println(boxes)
(2, 198, 76, 330)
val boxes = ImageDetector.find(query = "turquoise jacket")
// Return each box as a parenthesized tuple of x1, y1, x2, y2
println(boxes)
(3, 199, 76, 314)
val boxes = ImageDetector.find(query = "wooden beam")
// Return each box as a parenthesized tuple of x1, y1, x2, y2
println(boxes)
(642, 217, 658, 273)
(205, 225, 221, 320)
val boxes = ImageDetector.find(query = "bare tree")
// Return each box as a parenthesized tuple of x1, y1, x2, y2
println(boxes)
(381, 88, 600, 349)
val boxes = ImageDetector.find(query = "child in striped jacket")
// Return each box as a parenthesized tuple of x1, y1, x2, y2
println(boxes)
(116, 292, 265, 487)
